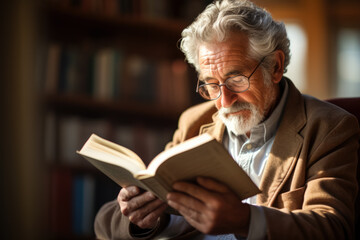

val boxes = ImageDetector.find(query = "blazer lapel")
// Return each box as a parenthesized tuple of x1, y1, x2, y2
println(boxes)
(199, 112, 226, 143)
(257, 79, 306, 206)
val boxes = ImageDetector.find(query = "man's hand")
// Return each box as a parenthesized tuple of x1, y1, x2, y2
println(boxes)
(167, 177, 251, 236)
(118, 186, 168, 229)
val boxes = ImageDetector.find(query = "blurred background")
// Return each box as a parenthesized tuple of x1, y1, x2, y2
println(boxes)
(0, 0, 359, 239)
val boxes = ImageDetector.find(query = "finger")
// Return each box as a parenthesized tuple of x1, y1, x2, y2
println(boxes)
(128, 199, 166, 223)
(182, 214, 205, 233)
(132, 203, 168, 229)
(171, 181, 235, 212)
(119, 186, 141, 201)
(172, 181, 215, 203)
(124, 191, 158, 213)
(196, 177, 230, 193)
(168, 199, 202, 222)
(168, 196, 210, 231)
(167, 192, 204, 217)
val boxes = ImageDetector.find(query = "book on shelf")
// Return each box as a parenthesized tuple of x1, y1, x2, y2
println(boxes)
(49, 168, 73, 235)
(49, 168, 120, 236)
(72, 174, 95, 235)
(77, 133, 260, 202)
(45, 44, 61, 94)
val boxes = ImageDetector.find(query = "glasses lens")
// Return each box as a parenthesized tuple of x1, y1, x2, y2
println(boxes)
(199, 83, 220, 100)
(226, 76, 249, 92)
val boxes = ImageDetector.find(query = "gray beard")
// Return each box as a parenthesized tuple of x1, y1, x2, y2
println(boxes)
(218, 102, 264, 136)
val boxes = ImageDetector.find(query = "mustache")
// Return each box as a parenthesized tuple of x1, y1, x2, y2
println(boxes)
(219, 102, 252, 114)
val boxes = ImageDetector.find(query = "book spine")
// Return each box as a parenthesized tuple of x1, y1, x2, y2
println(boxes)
(49, 168, 73, 235)
(44, 44, 61, 94)
(81, 175, 96, 235)
(59, 116, 81, 165)
(72, 175, 84, 235)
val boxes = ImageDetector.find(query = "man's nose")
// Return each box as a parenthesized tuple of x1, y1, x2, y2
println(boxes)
(220, 86, 237, 108)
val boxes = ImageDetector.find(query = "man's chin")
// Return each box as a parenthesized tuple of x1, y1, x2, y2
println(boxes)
(219, 103, 264, 135)
(220, 115, 246, 134)
(220, 112, 264, 136)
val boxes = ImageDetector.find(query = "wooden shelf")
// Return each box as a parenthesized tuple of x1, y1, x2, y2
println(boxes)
(45, 4, 187, 51)
(44, 94, 185, 126)
(48, 4, 187, 32)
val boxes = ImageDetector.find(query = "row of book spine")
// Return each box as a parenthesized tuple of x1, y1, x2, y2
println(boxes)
(49, 167, 119, 236)
(44, 112, 175, 166)
(44, 44, 191, 109)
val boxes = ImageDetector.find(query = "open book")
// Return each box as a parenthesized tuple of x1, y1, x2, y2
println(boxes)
(77, 133, 260, 202)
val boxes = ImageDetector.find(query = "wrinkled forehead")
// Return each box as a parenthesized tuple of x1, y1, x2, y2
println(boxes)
(197, 36, 252, 78)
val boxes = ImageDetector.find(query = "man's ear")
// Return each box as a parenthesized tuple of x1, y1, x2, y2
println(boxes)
(271, 50, 285, 84)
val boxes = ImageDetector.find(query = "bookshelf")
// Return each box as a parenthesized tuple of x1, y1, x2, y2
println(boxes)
(43, 0, 206, 239)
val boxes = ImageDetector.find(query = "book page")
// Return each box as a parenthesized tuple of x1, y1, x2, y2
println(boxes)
(89, 134, 145, 167)
(80, 153, 147, 189)
(146, 133, 215, 171)
(139, 134, 260, 200)
(78, 144, 145, 173)
(77, 134, 148, 189)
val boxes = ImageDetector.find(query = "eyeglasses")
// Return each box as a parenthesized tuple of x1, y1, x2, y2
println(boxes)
(196, 57, 265, 100)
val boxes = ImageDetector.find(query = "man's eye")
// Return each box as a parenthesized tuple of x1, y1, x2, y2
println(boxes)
(231, 76, 246, 83)
(229, 76, 247, 86)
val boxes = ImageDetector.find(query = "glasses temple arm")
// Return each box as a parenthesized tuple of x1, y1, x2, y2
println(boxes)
(249, 57, 265, 78)
(196, 78, 200, 92)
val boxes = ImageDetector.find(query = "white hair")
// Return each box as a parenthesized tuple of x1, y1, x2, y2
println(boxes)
(180, 0, 291, 78)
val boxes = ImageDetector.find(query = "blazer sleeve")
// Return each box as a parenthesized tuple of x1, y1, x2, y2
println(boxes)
(94, 200, 170, 240)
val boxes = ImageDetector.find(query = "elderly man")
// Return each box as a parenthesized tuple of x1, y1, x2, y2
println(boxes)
(94, 0, 359, 239)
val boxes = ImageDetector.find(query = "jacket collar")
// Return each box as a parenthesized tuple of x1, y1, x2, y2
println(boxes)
(257, 78, 306, 205)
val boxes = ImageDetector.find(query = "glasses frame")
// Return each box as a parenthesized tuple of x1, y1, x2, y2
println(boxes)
(196, 57, 265, 100)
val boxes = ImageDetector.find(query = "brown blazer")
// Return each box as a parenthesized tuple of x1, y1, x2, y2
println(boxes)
(94, 79, 359, 239)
